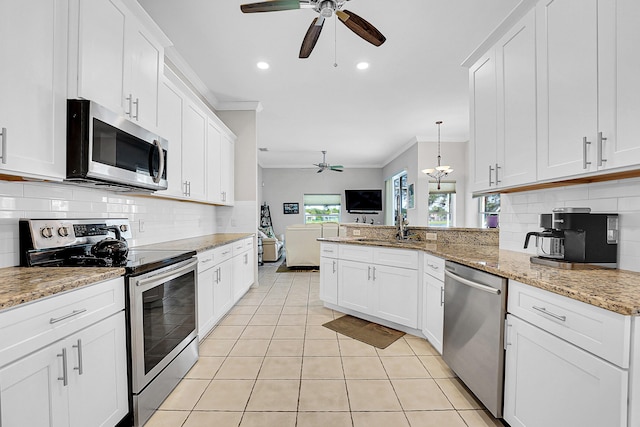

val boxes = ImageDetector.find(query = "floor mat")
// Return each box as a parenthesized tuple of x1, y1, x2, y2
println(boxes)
(323, 315, 405, 349)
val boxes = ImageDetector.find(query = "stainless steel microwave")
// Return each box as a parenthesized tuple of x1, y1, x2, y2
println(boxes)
(66, 100, 168, 192)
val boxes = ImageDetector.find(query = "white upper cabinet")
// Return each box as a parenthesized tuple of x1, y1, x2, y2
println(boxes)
(537, 0, 600, 180)
(470, 9, 537, 193)
(597, 0, 640, 169)
(0, 0, 68, 180)
(220, 133, 235, 205)
(206, 121, 223, 204)
(157, 76, 185, 198)
(470, 52, 498, 192)
(71, 0, 165, 132)
(182, 99, 208, 201)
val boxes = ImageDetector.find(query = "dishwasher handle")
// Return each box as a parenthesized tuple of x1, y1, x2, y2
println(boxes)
(445, 270, 501, 295)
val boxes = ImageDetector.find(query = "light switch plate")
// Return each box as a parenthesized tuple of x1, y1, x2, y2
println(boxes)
(353, 229, 361, 236)
(425, 232, 437, 240)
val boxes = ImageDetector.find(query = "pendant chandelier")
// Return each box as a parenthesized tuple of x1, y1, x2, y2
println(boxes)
(422, 120, 453, 190)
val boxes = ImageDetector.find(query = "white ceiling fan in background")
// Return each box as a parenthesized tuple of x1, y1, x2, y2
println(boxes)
(314, 150, 343, 173)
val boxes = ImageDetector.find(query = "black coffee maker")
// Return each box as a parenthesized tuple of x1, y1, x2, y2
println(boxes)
(527, 207, 619, 268)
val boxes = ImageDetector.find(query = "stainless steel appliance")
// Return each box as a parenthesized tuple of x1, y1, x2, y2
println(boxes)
(66, 100, 168, 192)
(443, 261, 508, 418)
(525, 207, 619, 268)
(20, 218, 198, 427)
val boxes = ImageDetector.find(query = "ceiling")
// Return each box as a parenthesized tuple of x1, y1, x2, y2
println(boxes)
(138, 0, 518, 169)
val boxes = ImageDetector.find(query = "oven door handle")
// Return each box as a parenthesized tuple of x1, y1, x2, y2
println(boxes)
(445, 270, 501, 295)
(136, 258, 197, 289)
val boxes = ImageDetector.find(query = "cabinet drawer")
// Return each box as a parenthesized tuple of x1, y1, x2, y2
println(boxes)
(0, 277, 125, 368)
(215, 244, 233, 263)
(198, 249, 216, 272)
(321, 243, 338, 258)
(423, 253, 445, 280)
(508, 280, 631, 368)
(244, 237, 254, 249)
(373, 247, 418, 269)
(232, 239, 247, 255)
(339, 244, 373, 263)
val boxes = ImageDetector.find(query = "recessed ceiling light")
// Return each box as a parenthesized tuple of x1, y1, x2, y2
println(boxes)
(356, 62, 370, 70)
(257, 61, 270, 70)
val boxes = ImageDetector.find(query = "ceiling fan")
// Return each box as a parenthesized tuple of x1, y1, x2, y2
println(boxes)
(314, 150, 343, 173)
(240, 0, 386, 58)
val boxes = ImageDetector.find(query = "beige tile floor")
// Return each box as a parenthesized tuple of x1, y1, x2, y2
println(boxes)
(146, 262, 505, 427)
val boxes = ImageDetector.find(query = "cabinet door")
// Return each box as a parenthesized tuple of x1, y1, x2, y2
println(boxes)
(206, 120, 222, 203)
(504, 315, 627, 427)
(338, 260, 372, 314)
(158, 78, 185, 198)
(68, 312, 128, 427)
(0, 0, 67, 180)
(220, 133, 235, 205)
(0, 344, 69, 427)
(598, 0, 640, 169)
(243, 247, 255, 291)
(374, 264, 418, 328)
(197, 266, 216, 339)
(496, 9, 537, 187)
(214, 259, 234, 322)
(232, 252, 246, 303)
(469, 51, 498, 191)
(182, 100, 208, 200)
(124, 21, 161, 131)
(537, 0, 599, 179)
(423, 274, 444, 354)
(320, 256, 338, 305)
(76, 0, 127, 115)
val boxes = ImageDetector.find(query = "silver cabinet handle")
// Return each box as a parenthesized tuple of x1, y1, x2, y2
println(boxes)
(444, 270, 501, 295)
(133, 97, 139, 120)
(427, 262, 439, 271)
(58, 348, 68, 386)
(372, 266, 376, 281)
(244, 253, 248, 264)
(532, 305, 566, 322)
(367, 266, 371, 280)
(440, 286, 444, 306)
(332, 260, 336, 274)
(0, 127, 6, 164)
(597, 132, 607, 167)
(583, 137, 592, 169)
(200, 258, 213, 264)
(218, 266, 222, 282)
(488, 164, 494, 186)
(495, 163, 501, 184)
(73, 339, 83, 375)
(125, 94, 133, 118)
(50, 308, 86, 324)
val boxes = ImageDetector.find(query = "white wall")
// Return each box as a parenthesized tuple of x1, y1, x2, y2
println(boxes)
(499, 177, 640, 272)
(382, 139, 470, 227)
(0, 181, 218, 268)
(261, 168, 384, 237)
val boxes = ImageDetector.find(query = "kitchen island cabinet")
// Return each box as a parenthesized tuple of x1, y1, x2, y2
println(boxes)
(0, 0, 68, 181)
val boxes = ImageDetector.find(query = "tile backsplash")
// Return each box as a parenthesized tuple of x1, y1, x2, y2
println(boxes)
(498, 177, 640, 272)
(0, 180, 217, 268)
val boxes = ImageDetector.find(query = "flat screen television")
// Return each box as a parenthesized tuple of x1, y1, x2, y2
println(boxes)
(345, 189, 382, 212)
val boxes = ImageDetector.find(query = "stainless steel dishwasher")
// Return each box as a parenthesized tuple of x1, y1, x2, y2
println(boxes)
(443, 261, 508, 419)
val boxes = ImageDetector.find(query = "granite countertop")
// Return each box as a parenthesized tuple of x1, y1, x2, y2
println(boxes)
(134, 233, 254, 253)
(320, 237, 640, 316)
(0, 233, 253, 312)
(0, 267, 125, 312)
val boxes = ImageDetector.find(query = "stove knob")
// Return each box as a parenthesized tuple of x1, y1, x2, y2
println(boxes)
(119, 224, 128, 233)
(58, 226, 69, 237)
(40, 227, 54, 239)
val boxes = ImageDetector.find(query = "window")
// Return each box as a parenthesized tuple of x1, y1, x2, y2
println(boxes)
(428, 181, 456, 227)
(391, 171, 408, 225)
(303, 194, 341, 224)
(479, 194, 500, 227)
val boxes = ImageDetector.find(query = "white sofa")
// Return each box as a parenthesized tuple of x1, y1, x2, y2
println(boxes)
(285, 223, 340, 267)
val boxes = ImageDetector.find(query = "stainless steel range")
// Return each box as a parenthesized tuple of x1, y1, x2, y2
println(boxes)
(20, 218, 198, 427)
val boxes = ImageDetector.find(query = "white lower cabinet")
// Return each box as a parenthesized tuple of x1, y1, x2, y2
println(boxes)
(334, 245, 419, 329)
(232, 238, 255, 303)
(504, 314, 628, 427)
(422, 273, 444, 354)
(0, 304, 128, 427)
(197, 245, 233, 339)
(319, 243, 339, 305)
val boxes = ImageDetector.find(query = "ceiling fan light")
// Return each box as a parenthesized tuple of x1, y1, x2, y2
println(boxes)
(356, 62, 369, 70)
(256, 61, 270, 70)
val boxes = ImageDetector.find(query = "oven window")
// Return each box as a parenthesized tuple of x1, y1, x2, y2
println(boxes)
(142, 270, 196, 374)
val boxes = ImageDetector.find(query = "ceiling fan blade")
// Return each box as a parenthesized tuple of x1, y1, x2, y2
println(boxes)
(240, 0, 300, 13)
(299, 16, 325, 59)
(336, 10, 386, 47)
(317, 169, 324, 173)
(330, 165, 343, 169)
(332, 169, 344, 172)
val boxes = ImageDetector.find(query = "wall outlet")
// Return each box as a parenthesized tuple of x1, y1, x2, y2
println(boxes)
(139, 219, 145, 233)
(353, 229, 361, 236)
(425, 232, 437, 241)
